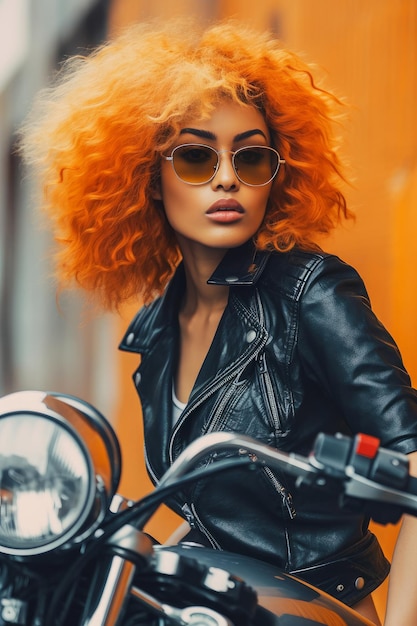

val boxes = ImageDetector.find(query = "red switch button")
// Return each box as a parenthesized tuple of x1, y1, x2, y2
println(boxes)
(355, 433, 380, 459)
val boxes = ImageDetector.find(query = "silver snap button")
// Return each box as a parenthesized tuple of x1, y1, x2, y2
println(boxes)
(126, 332, 135, 345)
(135, 372, 141, 385)
(246, 329, 257, 343)
(225, 276, 239, 283)
(336, 584, 344, 593)
(355, 577, 365, 590)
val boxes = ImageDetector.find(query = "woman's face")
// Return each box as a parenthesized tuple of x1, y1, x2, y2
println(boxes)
(156, 101, 274, 254)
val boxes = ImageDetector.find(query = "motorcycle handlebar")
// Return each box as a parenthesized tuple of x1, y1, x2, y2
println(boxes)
(158, 431, 417, 525)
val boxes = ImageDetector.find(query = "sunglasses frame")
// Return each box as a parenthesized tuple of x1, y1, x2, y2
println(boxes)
(163, 143, 285, 187)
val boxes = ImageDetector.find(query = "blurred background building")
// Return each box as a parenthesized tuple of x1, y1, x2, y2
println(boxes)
(1, 1, 416, 620)
(0, 0, 113, 407)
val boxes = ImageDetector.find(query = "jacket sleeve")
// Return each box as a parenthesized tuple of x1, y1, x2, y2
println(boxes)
(297, 255, 417, 454)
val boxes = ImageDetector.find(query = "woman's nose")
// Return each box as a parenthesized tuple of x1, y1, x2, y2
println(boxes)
(211, 152, 240, 190)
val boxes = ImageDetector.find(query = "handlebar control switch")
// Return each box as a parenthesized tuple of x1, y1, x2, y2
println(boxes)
(354, 433, 379, 459)
(369, 449, 410, 490)
(350, 434, 409, 490)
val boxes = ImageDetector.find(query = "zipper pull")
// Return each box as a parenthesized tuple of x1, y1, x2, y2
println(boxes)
(283, 490, 297, 520)
(257, 351, 267, 374)
(181, 503, 196, 528)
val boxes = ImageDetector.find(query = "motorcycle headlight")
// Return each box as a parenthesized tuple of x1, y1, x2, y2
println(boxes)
(0, 390, 121, 556)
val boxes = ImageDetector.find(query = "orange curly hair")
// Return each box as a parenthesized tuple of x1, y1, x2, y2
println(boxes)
(19, 17, 352, 309)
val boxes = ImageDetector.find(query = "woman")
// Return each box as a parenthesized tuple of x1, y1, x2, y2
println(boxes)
(19, 18, 417, 624)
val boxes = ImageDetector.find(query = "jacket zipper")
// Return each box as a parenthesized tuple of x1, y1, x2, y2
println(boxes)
(262, 465, 296, 519)
(257, 351, 283, 435)
(180, 503, 222, 550)
(169, 288, 270, 463)
(168, 331, 268, 465)
(253, 291, 283, 436)
(204, 378, 250, 435)
(246, 450, 296, 520)
(189, 503, 222, 549)
(144, 445, 159, 485)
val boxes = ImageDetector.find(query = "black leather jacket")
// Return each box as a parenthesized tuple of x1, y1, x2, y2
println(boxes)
(120, 243, 417, 604)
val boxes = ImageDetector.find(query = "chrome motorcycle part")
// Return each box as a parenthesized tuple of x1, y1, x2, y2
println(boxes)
(80, 526, 154, 625)
(82, 555, 137, 626)
(130, 585, 235, 626)
(167, 605, 235, 625)
(130, 547, 257, 625)
(0, 390, 121, 556)
(0, 597, 27, 624)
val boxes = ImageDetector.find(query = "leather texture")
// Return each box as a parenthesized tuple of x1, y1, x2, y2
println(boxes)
(120, 243, 417, 603)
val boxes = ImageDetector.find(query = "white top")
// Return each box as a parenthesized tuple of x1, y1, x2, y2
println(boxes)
(172, 381, 187, 425)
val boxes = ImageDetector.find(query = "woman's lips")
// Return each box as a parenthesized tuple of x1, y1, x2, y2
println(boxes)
(206, 199, 244, 223)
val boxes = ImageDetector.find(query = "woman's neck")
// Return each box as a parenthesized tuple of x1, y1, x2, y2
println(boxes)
(179, 242, 230, 316)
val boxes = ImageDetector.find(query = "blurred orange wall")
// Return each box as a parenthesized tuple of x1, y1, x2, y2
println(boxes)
(109, 1, 417, 621)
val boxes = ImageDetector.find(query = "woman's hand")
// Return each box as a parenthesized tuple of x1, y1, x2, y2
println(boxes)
(384, 450, 417, 625)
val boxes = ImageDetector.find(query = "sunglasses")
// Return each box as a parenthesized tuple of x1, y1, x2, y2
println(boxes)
(163, 143, 285, 186)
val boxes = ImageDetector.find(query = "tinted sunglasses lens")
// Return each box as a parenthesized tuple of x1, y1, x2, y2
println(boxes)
(235, 147, 279, 185)
(172, 145, 218, 184)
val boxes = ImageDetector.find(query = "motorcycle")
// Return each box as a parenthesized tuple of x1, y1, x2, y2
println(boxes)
(0, 390, 415, 626)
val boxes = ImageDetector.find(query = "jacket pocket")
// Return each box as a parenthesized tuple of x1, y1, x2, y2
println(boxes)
(256, 350, 294, 439)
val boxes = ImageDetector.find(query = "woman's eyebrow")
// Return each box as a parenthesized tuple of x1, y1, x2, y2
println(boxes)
(179, 128, 216, 140)
(179, 128, 267, 142)
(235, 129, 268, 142)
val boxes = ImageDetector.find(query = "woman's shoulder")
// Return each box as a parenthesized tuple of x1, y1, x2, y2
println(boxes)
(118, 296, 164, 353)
(266, 246, 358, 274)
(119, 264, 186, 353)
(261, 247, 366, 302)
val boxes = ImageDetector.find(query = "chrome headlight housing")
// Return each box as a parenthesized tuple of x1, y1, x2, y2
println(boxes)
(0, 390, 121, 556)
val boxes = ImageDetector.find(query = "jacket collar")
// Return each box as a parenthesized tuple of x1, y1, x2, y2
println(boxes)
(119, 242, 271, 354)
(207, 241, 271, 286)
